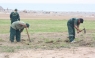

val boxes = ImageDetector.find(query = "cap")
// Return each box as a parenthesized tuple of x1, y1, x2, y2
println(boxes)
(79, 18, 84, 23)
(26, 23, 30, 28)
(14, 9, 17, 11)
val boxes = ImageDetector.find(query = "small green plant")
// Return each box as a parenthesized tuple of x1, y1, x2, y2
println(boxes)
(0, 39, 5, 42)
(0, 46, 15, 52)
(93, 37, 95, 40)
(44, 39, 54, 43)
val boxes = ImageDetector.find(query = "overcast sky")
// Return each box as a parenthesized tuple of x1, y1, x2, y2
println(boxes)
(0, 0, 95, 4)
(0, 0, 95, 12)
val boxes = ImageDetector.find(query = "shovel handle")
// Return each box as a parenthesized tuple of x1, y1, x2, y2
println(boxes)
(26, 28, 31, 42)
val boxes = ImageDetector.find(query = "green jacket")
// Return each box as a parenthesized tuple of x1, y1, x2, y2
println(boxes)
(68, 18, 79, 26)
(10, 12, 20, 23)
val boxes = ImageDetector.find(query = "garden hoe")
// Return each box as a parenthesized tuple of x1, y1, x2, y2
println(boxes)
(26, 28, 31, 42)
(83, 28, 86, 34)
(82, 28, 86, 34)
(77, 28, 86, 34)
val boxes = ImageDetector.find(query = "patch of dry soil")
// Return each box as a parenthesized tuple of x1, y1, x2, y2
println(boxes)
(0, 47, 95, 58)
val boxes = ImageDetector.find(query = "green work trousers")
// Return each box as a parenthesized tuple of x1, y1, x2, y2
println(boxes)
(67, 22, 75, 42)
(10, 27, 21, 42)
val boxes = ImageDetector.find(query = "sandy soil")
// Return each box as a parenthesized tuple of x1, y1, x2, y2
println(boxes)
(0, 47, 95, 58)
(0, 13, 95, 20)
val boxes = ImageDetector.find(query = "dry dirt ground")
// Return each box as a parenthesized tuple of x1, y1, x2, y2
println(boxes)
(0, 47, 95, 58)
(0, 13, 95, 58)
(0, 32, 95, 58)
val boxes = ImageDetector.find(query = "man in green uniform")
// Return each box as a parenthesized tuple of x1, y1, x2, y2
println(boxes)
(67, 18, 84, 43)
(10, 21, 29, 42)
(10, 9, 20, 24)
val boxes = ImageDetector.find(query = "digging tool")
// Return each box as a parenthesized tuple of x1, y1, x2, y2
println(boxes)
(26, 28, 31, 42)
(82, 28, 86, 34)
(77, 28, 86, 34)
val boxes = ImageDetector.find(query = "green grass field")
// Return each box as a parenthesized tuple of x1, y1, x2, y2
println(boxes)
(0, 19, 95, 34)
